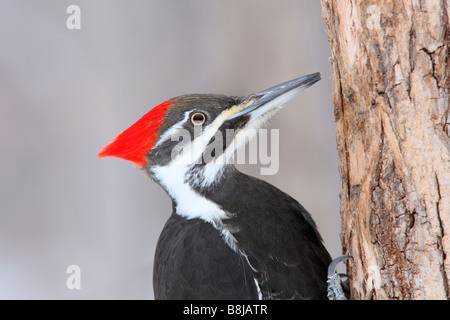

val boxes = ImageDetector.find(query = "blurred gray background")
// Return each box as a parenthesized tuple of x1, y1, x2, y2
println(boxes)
(0, 0, 341, 299)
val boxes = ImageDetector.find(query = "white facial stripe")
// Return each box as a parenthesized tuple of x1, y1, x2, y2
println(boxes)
(198, 104, 278, 187)
(197, 163, 225, 187)
(153, 111, 190, 149)
(150, 109, 233, 222)
(151, 89, 291, 193)
(197, 88, 299, 186)
(171, 110, 229, 165)
(151, 164, 229, 222)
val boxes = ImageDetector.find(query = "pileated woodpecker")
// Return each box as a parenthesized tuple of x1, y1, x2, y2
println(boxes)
(98, 73, 349, 300)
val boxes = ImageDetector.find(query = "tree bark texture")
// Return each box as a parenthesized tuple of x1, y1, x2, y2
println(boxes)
(321, 0, 449, 299)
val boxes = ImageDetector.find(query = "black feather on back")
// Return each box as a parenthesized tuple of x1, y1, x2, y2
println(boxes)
(154, 166, 331, 300)
(197, 166, 332, 299)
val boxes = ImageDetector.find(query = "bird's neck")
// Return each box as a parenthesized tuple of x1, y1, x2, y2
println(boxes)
(148, 163, 238, 223)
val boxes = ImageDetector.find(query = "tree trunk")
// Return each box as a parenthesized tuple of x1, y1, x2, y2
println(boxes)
(320, 0, 450, 299)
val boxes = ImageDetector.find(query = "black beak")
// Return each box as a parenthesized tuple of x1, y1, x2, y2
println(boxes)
(229, 72, 321, 120)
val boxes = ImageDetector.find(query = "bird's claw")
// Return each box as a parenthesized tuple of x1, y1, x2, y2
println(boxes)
(327, 255, 352, 300)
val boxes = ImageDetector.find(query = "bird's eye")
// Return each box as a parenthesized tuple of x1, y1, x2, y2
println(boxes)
(191, 112, 206, 125)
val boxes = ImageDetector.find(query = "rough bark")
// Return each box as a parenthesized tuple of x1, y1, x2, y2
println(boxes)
(321, 0, 450, 299)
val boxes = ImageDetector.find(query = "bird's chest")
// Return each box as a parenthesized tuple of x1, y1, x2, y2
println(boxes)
(153, 214, 259, 299)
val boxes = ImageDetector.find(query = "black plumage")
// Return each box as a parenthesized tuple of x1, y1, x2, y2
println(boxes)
(99, 73, 335, 300)
(154, 213, 258, 299)
(154, 165, 331, 300)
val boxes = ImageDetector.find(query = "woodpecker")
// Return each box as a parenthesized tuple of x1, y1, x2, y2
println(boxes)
(98, 73, 347, 300)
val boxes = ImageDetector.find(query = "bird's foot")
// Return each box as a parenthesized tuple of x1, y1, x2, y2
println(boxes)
(327, 255, 352, 300)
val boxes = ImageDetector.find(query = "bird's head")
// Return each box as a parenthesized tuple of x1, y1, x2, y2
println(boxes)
(98, 73, 320, 188)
